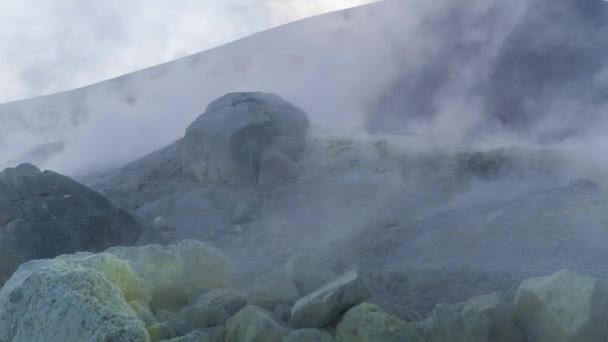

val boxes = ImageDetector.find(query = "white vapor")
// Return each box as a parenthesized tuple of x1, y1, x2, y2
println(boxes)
(0, 0, 377, 103)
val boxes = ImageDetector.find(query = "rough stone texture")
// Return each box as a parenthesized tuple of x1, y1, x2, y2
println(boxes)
(336, 303, 424, 342)
(244, 269, 299, 310)
(283, 253, 339, 297)
(160, 331, 210, 342)
(514, 269, 608, 342)
(107, 239, 228, 309)
(148, 322, 178, 341)
(180, 92, 309, 185)
(273, 304, 292, 323)
(257, 147, 299, 186)
(464, 292, 525, 342)
(182, 289, 248, 328)
(154, 311, 194, 337)
(420, 302, 491, 342)
(131, 299, 157, 326)
(0, 253, 149, 342)
(0, 163, 142, 283)
(201, 326, 226, 342)
(283, 329, 335, 342)
(225, 305, 291, 342)
(290, 270, 369, 328)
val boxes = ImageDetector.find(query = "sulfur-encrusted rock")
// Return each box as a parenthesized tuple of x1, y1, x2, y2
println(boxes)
(420, 302, 491, 342)
(283, 253, 339, 297)
(283, 328, 335, 342)
(290, 270, 369, 328)
(148, 322, 178, 341)
(131, 299, 157, 326)
(180, 92, 309, 186)
(107, 239, 228, 310)
(514, 269, 608, 342)
(0, 163, 142, 283)
(225, 305, 291, 342)
(0, 253, 149, 341)
(336, 303, 424, 342)
(464, 292, 525, 342)
(244, 269, 299, 310)
(182, 289, 248, 328)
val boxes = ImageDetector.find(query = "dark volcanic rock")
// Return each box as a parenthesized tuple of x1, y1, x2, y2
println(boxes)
(180, 92, 310, 186)
(0, 163, 142, 283)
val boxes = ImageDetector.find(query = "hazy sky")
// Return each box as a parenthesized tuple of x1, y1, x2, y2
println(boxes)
(0, 0, 376, 103)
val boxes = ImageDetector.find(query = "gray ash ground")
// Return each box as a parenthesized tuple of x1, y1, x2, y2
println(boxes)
(82, 132, 608, 318)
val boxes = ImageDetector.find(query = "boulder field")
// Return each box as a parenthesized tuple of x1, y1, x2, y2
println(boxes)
(0, 239, 606, 341)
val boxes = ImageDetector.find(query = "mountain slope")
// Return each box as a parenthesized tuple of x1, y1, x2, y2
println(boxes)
(4, 0, 608, 175)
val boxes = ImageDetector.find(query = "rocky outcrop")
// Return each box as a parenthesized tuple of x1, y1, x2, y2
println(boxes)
(180, 92, 309, 186)
(290, 270, 369, 328)
(107, 239, 228, 312)
(182, 289, 248, 328)
(0, 253, 149, 341)
(225, 305, 291, 342)
(0, 163, 142, 283)
(514, 269, 608, 342)
(336, 303, 424, 342)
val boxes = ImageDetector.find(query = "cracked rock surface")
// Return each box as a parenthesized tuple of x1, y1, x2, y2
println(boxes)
(0, 163, 142, 283)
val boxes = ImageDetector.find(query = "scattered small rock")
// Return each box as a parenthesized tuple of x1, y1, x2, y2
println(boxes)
(244, 269, 299, 310)
(182, 289, 248, 328)
(290, 270, 369, 328)
(225, 305, 291, 342)
(336, 303, 423, 342)
(283, 253, 339, 297)
(420, 302, 491, 342)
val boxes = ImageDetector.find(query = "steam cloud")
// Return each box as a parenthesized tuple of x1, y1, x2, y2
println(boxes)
(0, 0, 607, 178)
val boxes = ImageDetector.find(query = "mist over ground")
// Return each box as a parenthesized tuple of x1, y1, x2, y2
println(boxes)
(1, 0, 607, 177)
(2, 1, 608, 340)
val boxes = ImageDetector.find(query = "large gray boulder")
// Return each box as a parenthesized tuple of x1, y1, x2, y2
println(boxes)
(514, 269, 608, 342)
(180, 92, 310, 185)
(0, 253, 150, 341)
(290, 270, 369, 328)
(0, 163, 142, 283)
